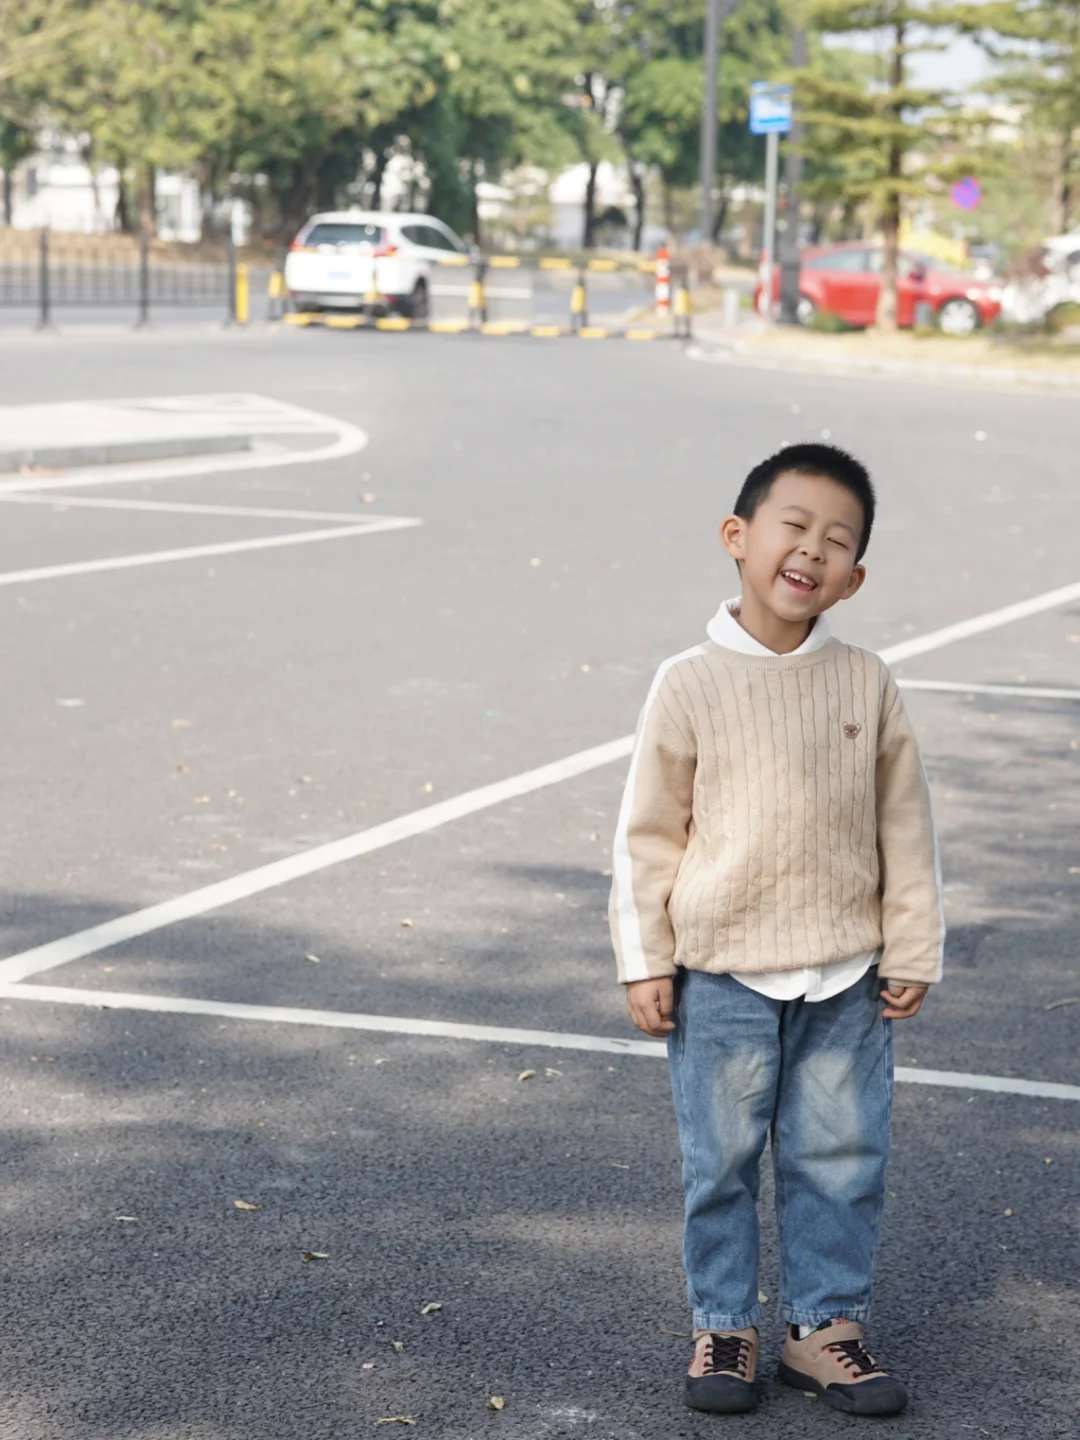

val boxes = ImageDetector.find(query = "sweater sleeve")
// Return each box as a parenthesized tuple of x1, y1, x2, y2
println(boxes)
(875, 673, 945, 986)
(609, 666, 697, 984)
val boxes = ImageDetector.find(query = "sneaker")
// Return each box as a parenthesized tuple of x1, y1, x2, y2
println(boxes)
(778, 1320, 908, 1415)
(685, 1327, 759, 1414)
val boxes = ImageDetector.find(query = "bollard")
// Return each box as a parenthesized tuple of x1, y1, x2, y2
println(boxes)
(136, 229, 151, 328)
(37, 228, 51, 330)
(569, 268, 587, 333)
(654, 244, 671, 317)
(673, 270, 692, 339)
(267, 267, 285, 322)
(226, 234, 237, 324)
(235, 262, 250, 325)
(467, 258, 488, 329)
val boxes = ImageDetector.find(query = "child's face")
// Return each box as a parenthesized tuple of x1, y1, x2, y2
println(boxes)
(721, 470, 866, 620)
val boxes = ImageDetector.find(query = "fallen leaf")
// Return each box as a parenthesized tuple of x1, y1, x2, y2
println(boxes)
(194, 795, 210, 804)
(175, 764, 189, 772)
(362, 1362, 376, 1370)
(1069, 868, 1080, 876)
(305, 953, 322, 964)
(401, 918, 414, 928)
(56, 698, 85, 707)
(517, 1069, 536, 1082)
(1045, 997, 1079, 1010)
(361, 493, 377, 504)
(392, 1340, 405, 1351)
(580, 663, 591, 673)
(211, 844, 228, 852)
(611, 1162, 629, 1170)
(757, 1290, 770, 1304)
(601, 867, 612, 878)
(1044, 1157, 1054, 1166)
(233, 1199, 261, 1212)
(529, 557, 541, 567)
(115, 1215, 138, 1223)
(422, 781, 433, 793)
(376, 1418, 415, 1426)
(419, 1301, 442, 1315)
(487, 1396, 505, 1411)
(1066, 635, 1080, 644)
(302, 1251, 330, 1262)
(544, 1068, 562, 1078)
(298, 775, 313, 784)
(171, 719, 191, 728)
(1003, 1207, 1015, 1217)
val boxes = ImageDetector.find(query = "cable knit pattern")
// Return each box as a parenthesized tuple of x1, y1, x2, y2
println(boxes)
(610, 638, 944, 987)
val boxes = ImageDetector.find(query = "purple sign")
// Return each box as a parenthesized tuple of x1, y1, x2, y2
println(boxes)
(951, 177, 982, 211)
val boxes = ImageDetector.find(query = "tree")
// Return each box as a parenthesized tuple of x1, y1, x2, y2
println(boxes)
(799, 0, 982, 328)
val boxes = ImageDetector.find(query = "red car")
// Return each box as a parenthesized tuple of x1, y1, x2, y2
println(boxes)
(757, 243, 1003, 334)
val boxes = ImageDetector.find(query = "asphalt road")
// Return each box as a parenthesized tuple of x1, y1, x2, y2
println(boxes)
(0, 327, 1077, 1439)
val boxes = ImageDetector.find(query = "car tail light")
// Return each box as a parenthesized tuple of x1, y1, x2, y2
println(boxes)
(374, 243, 398, 258)
(289, 240, 315, 253)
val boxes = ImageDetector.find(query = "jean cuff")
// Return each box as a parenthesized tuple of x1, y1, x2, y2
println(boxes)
(782, 1305, 872, 1327)
(691, 1304, 762, 1333)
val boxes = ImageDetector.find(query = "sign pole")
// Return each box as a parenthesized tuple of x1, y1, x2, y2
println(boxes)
(760, 130, 779, 318)
(700, 0, 720, 242)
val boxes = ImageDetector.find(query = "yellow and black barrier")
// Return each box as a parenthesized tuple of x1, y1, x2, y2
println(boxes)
(281, 312, 677, 340)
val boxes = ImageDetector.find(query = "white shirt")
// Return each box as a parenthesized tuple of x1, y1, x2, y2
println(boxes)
(706, 597, 878, 1003)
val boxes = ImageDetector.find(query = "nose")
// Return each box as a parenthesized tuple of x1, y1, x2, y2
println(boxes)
(799, 534, 825, 562)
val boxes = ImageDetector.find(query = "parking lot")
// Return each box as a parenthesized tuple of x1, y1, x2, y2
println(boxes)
(0, 325, 1077, 1439)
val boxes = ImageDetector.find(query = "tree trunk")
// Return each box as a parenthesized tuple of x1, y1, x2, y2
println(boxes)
(2, 169, 11, 227)
(138, 165, 156, 239)
(1058, 132, 1073, 233)
(116, 170, 134, 233)
(370, 151, 387, 210)
(630, 165, 645, 251)
(711, 182, 729, 242)
(874, 20, 904, 331)
(582, 161, 598, 249)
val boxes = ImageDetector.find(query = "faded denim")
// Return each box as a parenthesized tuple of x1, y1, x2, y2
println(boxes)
(668, 965, 893, 1332)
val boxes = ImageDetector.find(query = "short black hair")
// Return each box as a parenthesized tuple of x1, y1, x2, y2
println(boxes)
(734, 442, 876, 561)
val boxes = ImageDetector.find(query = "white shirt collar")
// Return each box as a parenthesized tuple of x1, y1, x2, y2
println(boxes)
(706, 596, 834, 657)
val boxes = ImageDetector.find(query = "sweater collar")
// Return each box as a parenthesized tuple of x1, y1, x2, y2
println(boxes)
(707, 596, 834, 657)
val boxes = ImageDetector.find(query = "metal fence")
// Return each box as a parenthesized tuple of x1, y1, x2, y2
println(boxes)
(0, 231, 237, 325)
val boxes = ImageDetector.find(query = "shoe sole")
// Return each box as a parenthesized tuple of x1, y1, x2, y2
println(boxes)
(777, 1361, 908, 1416)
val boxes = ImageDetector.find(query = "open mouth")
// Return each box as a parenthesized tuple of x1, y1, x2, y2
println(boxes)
(780, 569, 818, 593)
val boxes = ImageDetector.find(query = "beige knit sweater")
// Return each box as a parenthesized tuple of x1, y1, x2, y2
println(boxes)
(609, 637, 944, 988)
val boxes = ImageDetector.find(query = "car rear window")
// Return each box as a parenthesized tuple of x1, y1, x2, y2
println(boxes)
(303, 223, 384, 248)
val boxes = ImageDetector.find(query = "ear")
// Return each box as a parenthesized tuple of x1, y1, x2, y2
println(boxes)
(719, 515, 746, 563)
(840, 563, 866, 601)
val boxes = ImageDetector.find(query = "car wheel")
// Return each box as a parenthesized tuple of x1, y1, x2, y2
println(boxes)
(796, 295, 817, 326)
(937, 298, 980, 337)
(401, 280, 429, 321)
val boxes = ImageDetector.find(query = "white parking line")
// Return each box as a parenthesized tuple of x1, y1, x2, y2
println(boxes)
(0, 518, 420, 588)
(899, 678, 1080, 702)
(0, 493, 378, 524)
(2, 983, 1077, 1102)
(0, 576, 1075, 983)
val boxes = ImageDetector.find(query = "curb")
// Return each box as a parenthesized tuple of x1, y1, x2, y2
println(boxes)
(687, 335, 1080, 393)
(281, 312, 685, 341)
(0, 433, 253, 475)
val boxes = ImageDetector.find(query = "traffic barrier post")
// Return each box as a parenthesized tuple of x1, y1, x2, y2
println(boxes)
(226, 234, 237, 325)
(268, 247, 286, 321)
(136, 230, 151, 328)
(673, 265, 692, 339)
(467, 257, 488, 329)
(569, 268, 587, 333)
(655, 244, 671, 317)
(37, 229, 51, 330)
(235, 262, 250, 325)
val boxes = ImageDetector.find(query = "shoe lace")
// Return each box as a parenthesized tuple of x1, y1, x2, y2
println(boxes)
(702, 1334, 751, 1378)
(825, 1337, 884, 1377)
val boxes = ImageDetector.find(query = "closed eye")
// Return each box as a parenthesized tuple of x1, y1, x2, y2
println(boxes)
(785, 521, 805, 530)
(828, 537, 849, 549)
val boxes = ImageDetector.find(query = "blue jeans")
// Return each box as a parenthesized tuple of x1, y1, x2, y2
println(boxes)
(667, 965, 893, 1332)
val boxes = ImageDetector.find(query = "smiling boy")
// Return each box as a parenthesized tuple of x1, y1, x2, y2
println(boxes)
(610, 443, 943, 1417)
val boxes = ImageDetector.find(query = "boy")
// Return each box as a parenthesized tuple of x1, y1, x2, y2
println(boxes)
(609, 443, 942, 1417)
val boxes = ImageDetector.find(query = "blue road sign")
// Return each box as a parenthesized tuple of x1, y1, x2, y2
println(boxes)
(749, 82, 793, 136)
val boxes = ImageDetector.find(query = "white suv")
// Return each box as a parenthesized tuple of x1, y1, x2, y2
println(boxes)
(284, 210, 471, 317)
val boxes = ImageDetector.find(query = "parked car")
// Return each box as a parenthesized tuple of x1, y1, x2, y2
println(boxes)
(756, 242, 1003, 335)
(284, 210, 471, 317)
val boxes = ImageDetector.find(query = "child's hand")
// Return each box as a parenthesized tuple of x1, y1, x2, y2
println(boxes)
(626, 977, 676, 1037)
(880, 980, 929, 1020)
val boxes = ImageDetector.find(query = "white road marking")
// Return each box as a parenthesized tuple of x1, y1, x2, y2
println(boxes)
(0, 394, 368, 494)
(0, 518, 420, 588)
(884, 580, 1080, 665)
(0, 737, 635, 983)
(0, 575, 1075, 982)
(1, 983, 1077, 1102)
(0, 493, 378, 524)
(899, 678, 1080, 702)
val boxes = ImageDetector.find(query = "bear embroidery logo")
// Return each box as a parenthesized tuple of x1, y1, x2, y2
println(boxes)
(842, 722, 862, 739)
